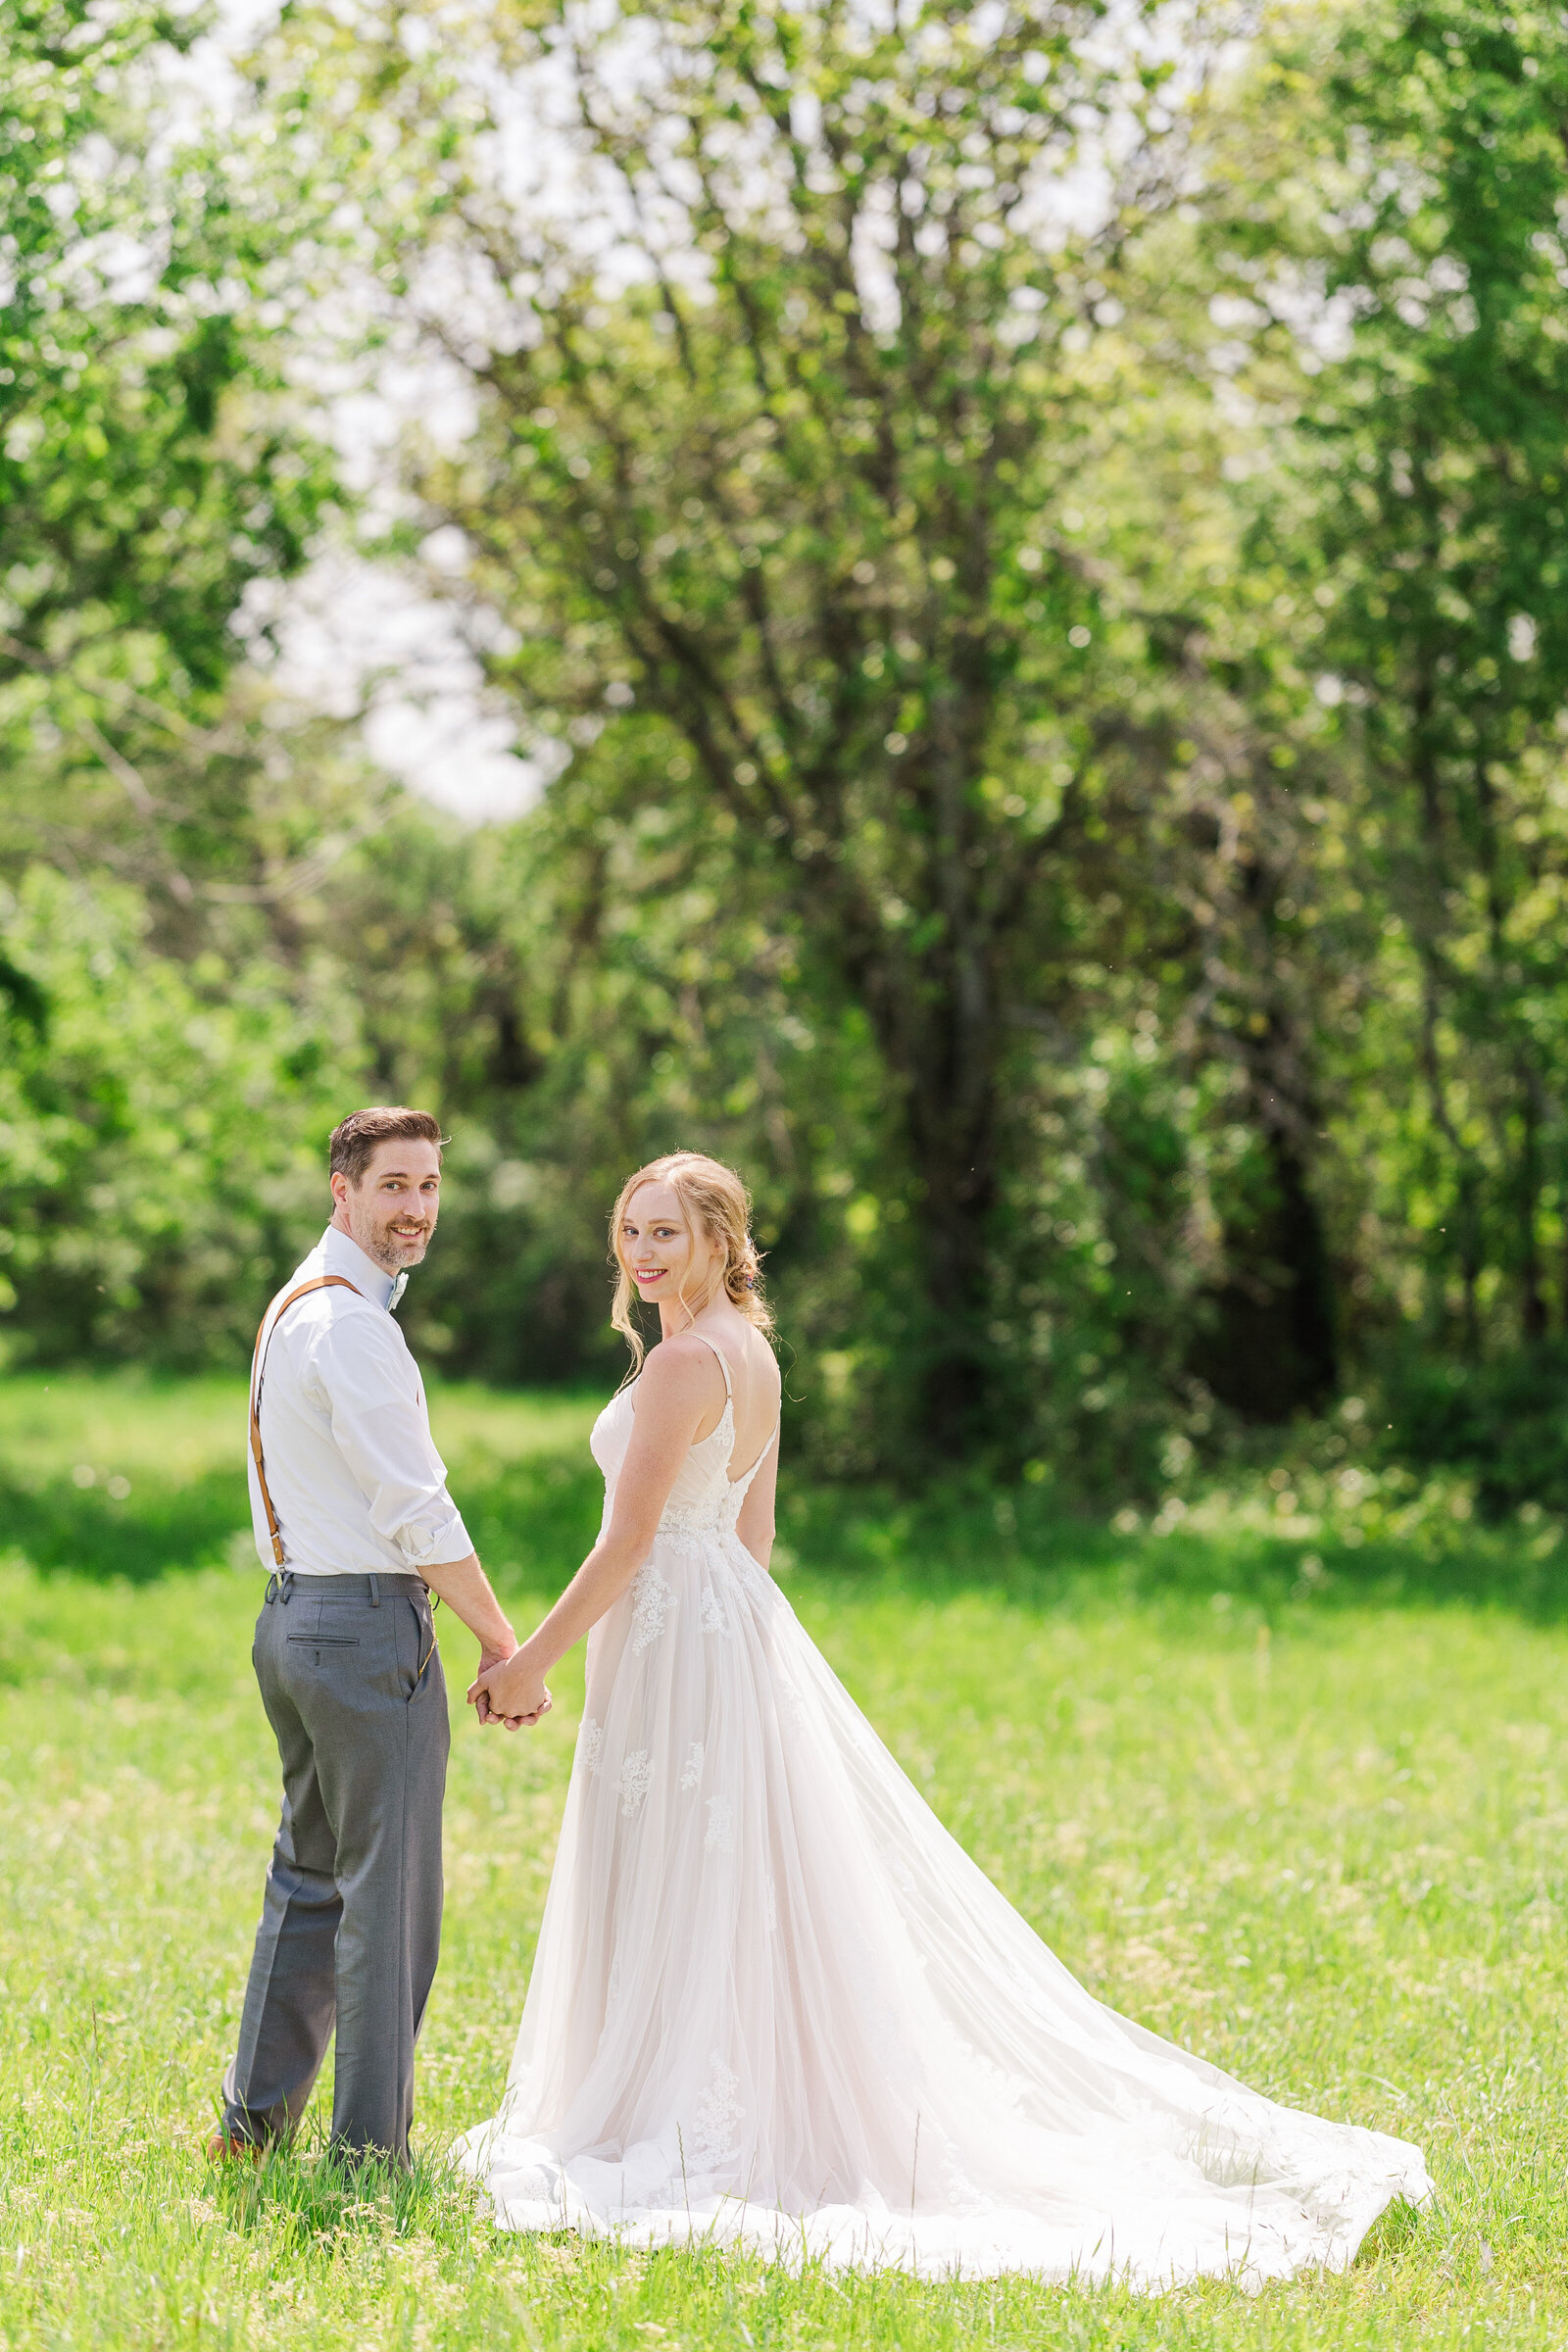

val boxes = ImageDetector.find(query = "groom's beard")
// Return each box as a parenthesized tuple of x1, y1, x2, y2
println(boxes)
(348, 1203, 436, 1273)
(373, 1223, 432, 1270)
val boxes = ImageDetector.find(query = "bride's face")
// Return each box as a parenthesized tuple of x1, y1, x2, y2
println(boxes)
(620, 1180, 717, 1312)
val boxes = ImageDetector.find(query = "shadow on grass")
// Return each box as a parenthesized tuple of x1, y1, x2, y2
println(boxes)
(11, 1439, 1568, 1628)
(460, 1455, 607, 1589)
(0, 1454, 609, 1590)
(779, 1476, 1568, 1625)
(210, 2132, 481, 2247)
(0, 1469, 251, 1583)
(1351, 2192, 1436, 2268)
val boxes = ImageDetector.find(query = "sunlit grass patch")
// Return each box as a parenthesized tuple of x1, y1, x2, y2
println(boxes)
(1, 1374, 1565, 2347)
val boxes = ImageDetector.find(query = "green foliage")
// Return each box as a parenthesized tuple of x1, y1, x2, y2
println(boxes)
(378, 769, 880, 1401)
(0, 869, 361, 1365)
(1381, 1342, 1568, 1521)
(12, 0, 1568, 1497)
(1214, 1, 1568, 1366)
(0, 0, 333, 761)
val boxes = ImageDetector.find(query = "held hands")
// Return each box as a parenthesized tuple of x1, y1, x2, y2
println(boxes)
(467, 1640, 552, 1732)
(468, 1640, 514, 1726)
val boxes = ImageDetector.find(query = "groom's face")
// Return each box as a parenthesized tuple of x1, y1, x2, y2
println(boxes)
(331, 1138, 443, 1274)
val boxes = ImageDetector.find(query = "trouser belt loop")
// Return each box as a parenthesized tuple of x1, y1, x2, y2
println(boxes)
(368, 1572, 380, 1607)
(264, 1572, 278, 1603)
(278, 1569, 295, 1605)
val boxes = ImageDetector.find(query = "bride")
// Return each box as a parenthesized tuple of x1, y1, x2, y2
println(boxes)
(458, 1151, 1432, 2285)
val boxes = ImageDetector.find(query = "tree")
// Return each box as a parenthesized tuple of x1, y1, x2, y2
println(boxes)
(0, 862, 363, 1365)
(0, 0, 334, 894)
(257, 0, 1239, 1450)
(1220, 0, 1568, 1361)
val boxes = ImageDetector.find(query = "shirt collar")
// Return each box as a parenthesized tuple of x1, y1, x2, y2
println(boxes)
(319, 1223, 403, 1312)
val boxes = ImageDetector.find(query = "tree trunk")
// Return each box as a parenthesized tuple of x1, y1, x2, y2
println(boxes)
(1519, 1067, 1546, 1343)
(902, 1028, 998, 1455)
(1254, 1101, 1338, 1411)
(854, 903, 1000, 1455)
(1190, 991, 1338, 1421)
(1418, 966, 1483, 1360)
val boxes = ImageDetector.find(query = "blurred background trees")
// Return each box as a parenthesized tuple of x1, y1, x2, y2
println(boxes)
(5, 0, 1568, 1498)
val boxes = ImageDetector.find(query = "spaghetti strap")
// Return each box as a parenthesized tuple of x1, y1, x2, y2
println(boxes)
(729, 1415, 779, 1494)
(689, 1329, 733, 1401)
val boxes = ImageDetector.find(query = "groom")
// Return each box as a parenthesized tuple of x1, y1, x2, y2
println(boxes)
(212, 1104, 545, 2165)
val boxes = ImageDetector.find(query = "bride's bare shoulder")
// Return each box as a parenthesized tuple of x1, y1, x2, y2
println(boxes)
(637, 1332, 727, 1399)
(741, 1322, 783, 1405)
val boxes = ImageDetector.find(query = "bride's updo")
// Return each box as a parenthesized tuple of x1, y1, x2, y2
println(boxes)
(610, 1151, 774, 1371)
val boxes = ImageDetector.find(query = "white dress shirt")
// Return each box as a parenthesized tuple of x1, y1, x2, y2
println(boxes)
(246, 1224, 473, 1579)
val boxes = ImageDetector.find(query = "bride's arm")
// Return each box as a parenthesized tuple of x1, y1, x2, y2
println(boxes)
(470, 1340, 718, 1726)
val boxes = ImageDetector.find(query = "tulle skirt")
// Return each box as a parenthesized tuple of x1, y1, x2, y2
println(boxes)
(453, 1527, 1432, 2285)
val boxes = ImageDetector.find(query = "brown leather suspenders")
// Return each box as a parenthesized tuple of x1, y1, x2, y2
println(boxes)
(249, 1275, 364, 1569)
(249, 1271, 440, 1686)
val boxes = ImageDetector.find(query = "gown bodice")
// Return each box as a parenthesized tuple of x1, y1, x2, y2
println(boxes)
(590, 1361, 777, 1544)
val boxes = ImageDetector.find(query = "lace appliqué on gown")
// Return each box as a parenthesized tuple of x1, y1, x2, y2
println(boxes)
(658, 1503, 719, 1544)
(689, 2053, 745, 2172)
(704, 1795, 734, 1855)
(680, 1741, 705, 1791)
(630, 1563, 676, 1655)
(699, 1585, 730, 1636)
(618, 1750, 653, 1817)
(579, 1718, 603, 1775)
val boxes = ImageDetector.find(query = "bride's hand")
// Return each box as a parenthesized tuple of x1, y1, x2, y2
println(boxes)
(469, 1645, 552, 1731)
(469, 1639, 516, 1726)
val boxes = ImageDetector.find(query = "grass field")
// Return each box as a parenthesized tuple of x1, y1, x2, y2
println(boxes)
(3, 1372, 1568, 2347)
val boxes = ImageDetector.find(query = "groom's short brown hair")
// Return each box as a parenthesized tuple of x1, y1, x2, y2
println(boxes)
(329, 1106, 447, 1188)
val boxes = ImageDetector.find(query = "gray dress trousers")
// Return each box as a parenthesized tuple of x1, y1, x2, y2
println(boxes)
(221, 1569, 449, 2158)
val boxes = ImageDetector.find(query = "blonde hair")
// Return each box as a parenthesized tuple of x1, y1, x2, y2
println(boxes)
(610, 1152, 773, 1373)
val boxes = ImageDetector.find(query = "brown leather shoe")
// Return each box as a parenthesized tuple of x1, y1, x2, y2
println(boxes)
(205, 2131, 265, 2164)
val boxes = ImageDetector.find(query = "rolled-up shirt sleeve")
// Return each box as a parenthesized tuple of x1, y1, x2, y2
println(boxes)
(311, 1316, 474, 1569)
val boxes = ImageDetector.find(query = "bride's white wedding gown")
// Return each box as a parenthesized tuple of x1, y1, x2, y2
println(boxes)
(454, 1347, 1432, 2285)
